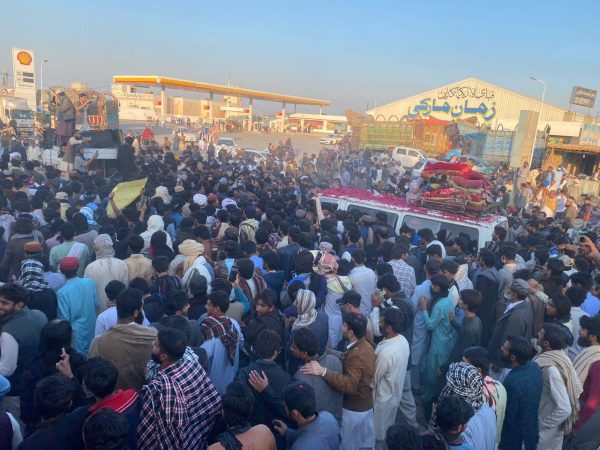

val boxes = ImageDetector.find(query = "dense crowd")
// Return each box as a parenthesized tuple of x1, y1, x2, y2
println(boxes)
(0, 126, 598, 450)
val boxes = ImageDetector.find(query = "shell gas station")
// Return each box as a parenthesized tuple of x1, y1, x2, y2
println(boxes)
(112, 75, 334, 132)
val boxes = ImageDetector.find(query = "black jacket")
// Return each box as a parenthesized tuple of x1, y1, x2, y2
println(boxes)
(236, 359, 291, 427)
(488, 301, 534, 367)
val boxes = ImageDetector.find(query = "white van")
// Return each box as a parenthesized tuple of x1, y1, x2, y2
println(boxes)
(318, 188, 507, 250)
(391, 146, 427, 168)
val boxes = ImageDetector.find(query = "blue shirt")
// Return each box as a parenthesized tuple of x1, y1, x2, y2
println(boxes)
(285, 411, 340, 450)
(57, 277, 98, 354)
(582, 292, 600, 316)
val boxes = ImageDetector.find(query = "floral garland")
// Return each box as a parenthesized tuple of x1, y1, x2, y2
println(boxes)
(320, 187, 499, 225)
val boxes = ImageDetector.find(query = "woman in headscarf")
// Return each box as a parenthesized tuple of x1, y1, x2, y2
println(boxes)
(18, 251, 58, 321)
(286, 287, 329, 375)
(83, 234, 129, 314)
(140, 215, 173, 253)
(315, 251, 352, 348)
(150, 231, 175, 262)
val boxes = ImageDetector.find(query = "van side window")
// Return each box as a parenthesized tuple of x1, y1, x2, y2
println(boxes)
(348, 205, 397, 228)
(401, 215, 479, 246)
(396, 148, 407, 155)
(408, 150, 419, 157)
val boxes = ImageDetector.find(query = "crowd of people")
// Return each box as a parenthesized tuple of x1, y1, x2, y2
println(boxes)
(0, 128, 598, 450)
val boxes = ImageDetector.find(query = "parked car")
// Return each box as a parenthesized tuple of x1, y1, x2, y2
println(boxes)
(409, 158, 439, 179)
(242, 149, 269, 162)
(320, 134, 342, 145)
(391, 146, 427, 168)
(451, 155, 495, 174)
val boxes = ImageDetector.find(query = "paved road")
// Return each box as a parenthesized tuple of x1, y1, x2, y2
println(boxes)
(120, 120, 327, 157)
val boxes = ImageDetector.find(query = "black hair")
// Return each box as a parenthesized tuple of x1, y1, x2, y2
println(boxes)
(441, 260, 459, 275)
(417, 228, 435, 242)
(34, 374, 74, 419)
(152, 255, 170, 273)
(0, 283, 29, 305)
(342, 312, 367, 339)
(435, 395, 474, 433)
(283, 381, 316, 418)
(430, 273, 450, 294)
(222, 381, 254, 427)
(385, 421, 423, 450)
(83, 357, 118, 398)
(159, 315, 193, 343)
(236, 257, 255, 280)
(262, 251, 280, 271)
(83, 408, 129, 450)
(130, 277, 150, 294)
(116, 288, 144, 320)
(541, 322, 569, 350)
(208, 290, 230, 313)
(377, 272, 401, 293)
(259, 288, 277, 308)
(254, 329, 281, 359)
(566, 286, 587, 308)
(164, 290, 189, 316)
(548, 293, 571, 323)
(105, 280, 127, 301)
(157, 327, 187, 360)
(506, 335, 535, 365)
(462, 346, 491, 377)
(570, 272, 593, 291)
(60, 221, 75, 240)
(534, 248, 550, 266)
(380, 307, 409, 334)
(460, 289, 482, 312)
(581, 316, 600, 339)
(292, 327, 319, 357)
(500, 245, 517, 260)
(352, 248, 367, 264)
(240, 240, 257, 256)
(494, 225, 507, 241)
(128, 234, 145, 253)
(478, 248, 496, 268)
(426, 244, 442, 258)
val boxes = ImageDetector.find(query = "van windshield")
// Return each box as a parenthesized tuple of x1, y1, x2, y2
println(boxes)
(10, 109, 33, 120)
(401, 214, 479, 244)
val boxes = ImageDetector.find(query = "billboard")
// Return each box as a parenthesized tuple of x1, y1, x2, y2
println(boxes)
(570, 86, 596, 108)
(12, 47, 36, 110)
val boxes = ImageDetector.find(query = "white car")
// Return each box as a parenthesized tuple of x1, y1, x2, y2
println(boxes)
(320, 135, 342, 145)
(216, 137, 237, 155)
(409, 158, 438, 179)
(173, 127, 197, 143)
(391, 146, 427, 168)
(242, 149, 269, 162)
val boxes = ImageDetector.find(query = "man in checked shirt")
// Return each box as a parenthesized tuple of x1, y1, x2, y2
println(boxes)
(137, 327, 221, 450)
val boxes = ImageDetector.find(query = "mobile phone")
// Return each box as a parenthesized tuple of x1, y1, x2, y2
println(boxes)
(229, 266, 238, 282)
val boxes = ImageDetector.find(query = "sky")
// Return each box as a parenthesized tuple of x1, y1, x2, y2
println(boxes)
(2, 0, 600, 116)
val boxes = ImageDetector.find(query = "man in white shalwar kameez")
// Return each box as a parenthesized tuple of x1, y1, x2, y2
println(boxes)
(372, 308, 410, 450)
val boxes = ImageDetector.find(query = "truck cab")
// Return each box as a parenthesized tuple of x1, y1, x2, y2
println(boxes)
(1, 97, 35, 138)
(318, 188, 507, 251)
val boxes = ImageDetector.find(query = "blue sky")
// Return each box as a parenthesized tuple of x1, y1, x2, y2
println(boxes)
(2, 0, 599, 115)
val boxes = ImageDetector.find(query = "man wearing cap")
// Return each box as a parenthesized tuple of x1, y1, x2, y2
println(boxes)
(57, 256, 98, 354)
(487, 278, 535, 379)
(337, 291, 374, 345)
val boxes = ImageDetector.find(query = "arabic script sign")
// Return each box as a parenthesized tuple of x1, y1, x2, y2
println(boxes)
(570, 86, 596, 108)
(407, 98, 496, 122)
(437, 86, 495, 101)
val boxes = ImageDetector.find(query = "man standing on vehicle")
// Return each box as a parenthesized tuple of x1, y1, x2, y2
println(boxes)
(55, 90, 76, 147)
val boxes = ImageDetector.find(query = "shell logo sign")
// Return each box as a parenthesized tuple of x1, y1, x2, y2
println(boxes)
(16, 51, 32, 66)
